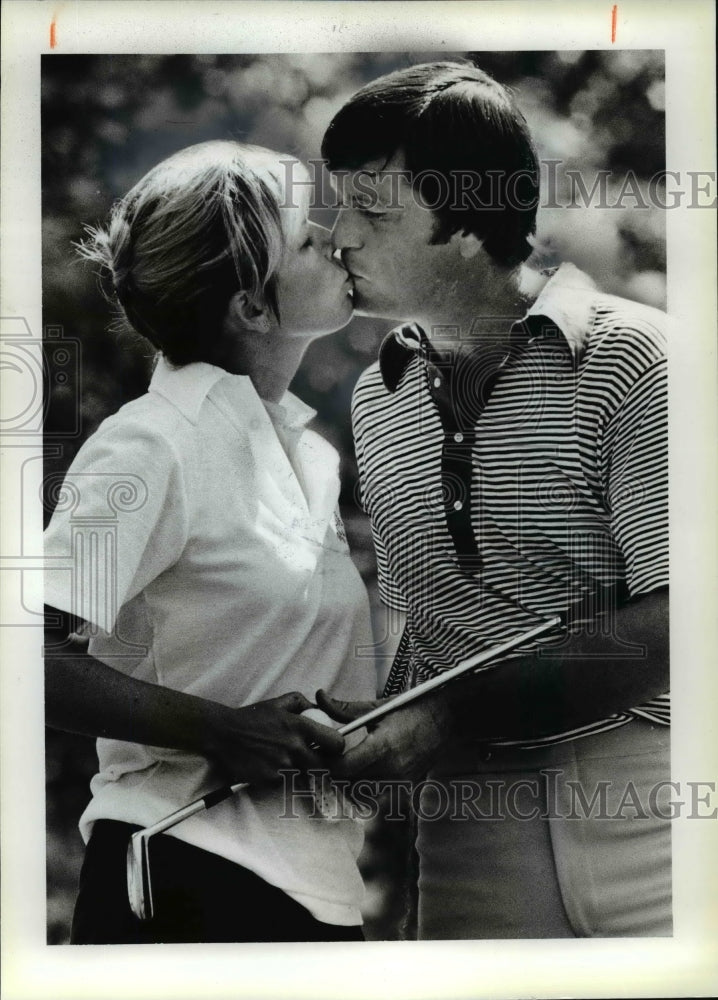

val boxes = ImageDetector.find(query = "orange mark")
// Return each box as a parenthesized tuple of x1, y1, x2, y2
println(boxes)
(611, 5, 617, 43)
(50, 18, 57, 48)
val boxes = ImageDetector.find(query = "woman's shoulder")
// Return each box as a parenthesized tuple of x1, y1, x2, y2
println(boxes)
(100, 389, 185, 434)
(72, 391, 194, 478)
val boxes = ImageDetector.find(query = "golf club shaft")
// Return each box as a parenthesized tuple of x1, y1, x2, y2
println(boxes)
(136, 615, 561, 835)
(140, 781, 249, 838)
(337, 615, 563, 736)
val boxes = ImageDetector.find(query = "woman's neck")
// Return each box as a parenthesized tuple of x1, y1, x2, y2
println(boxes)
(210, 328, 312, 403)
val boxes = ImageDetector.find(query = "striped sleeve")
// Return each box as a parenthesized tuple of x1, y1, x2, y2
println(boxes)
(601, 356, 668, 595)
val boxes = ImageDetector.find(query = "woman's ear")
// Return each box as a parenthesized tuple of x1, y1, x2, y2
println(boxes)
(226, 290, 272, 333)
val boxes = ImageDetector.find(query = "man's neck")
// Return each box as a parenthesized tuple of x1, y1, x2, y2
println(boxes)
(415, 263, 543, 356)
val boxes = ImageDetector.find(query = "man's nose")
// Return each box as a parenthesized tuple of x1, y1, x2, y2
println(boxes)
(310, 222, 334, 260)
(331, 208, 363, 252)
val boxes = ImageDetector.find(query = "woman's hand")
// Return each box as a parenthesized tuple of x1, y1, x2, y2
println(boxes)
(204, 692, 346, 785)
(45, 608, 346, 791)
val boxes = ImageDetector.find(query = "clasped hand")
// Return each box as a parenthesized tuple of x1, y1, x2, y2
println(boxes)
(209, 688, 456, 787)
(207, 691, 345, 785)
(315, 688, 455, 782)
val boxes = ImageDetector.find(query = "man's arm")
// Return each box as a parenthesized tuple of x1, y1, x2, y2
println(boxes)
(44, 606, 345, 786)
(318, 589, 668, 780)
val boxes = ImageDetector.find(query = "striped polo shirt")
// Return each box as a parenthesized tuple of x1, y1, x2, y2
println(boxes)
(352, 263, 669, 748)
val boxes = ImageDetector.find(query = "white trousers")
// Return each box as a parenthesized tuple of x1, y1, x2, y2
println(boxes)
(416, 719, 672, 938)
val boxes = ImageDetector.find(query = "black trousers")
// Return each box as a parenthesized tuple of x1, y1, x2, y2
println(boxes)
(71, 820, 365, 944)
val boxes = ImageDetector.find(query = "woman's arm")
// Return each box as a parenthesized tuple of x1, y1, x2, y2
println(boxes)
(45, 606, 344, 786)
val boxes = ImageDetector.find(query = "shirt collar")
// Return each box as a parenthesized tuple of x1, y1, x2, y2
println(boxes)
(520, 262, 597, 358)
(262, 395, 317, 431)
(149, 355, 316, 428)
(378, 262, 598, 393)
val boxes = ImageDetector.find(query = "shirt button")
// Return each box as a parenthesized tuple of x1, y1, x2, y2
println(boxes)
(453, 432, 464, 443)
(433, 377, 442, 388)
(453, 500, 463, 511)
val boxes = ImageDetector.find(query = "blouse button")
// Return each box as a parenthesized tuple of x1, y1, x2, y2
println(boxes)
(433, 377, 442, 388)
(453, 500, 463, 511)
(453, 432, 464, 443)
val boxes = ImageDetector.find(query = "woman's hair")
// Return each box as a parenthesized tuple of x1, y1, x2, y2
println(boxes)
(78, 141, 286, 366)
(321, 61, 539, 268)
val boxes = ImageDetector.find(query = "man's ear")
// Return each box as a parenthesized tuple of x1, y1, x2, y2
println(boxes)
(227, 290, 272, 333)
(452, 229, 484, 260)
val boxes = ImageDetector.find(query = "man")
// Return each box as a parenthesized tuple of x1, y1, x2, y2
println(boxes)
(316, 61, 671, 938)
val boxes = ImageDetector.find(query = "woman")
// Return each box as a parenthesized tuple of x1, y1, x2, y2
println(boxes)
(44, 141, 375, 943)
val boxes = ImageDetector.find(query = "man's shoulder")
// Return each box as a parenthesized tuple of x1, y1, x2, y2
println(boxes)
(355, 357, 384, 387)
(591, 290, 668, 337)
(534, 263, 668, 365)
(583, 290, 669, 371)
(352, 358, 389, 409)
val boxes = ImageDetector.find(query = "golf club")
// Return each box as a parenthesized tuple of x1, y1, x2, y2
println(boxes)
(127, 613, 562, 921)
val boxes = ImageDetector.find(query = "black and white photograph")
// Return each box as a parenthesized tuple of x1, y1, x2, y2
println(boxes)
(1, 2, 717, 999)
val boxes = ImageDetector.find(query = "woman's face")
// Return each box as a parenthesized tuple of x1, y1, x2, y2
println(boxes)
(273, 163, 354, 339)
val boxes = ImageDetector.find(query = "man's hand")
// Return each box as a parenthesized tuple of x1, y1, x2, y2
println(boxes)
(315, 689, 455, 781)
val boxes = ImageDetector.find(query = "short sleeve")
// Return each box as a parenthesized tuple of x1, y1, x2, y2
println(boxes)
(601, 359, 668, 596)
(44, 414, 189, 632)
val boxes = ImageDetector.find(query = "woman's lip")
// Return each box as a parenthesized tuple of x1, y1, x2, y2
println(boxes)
(332, 262, 353, 283)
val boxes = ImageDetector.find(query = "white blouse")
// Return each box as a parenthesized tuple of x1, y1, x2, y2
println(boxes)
(44, 356, 376, 926)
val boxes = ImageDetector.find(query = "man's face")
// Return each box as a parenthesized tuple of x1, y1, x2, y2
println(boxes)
(331, 152, 467, 326)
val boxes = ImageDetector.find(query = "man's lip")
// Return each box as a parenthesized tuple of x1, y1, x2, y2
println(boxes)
(334, 255, 362, 281)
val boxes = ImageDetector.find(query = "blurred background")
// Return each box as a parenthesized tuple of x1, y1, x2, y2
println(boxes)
(42, 50, 666, 943)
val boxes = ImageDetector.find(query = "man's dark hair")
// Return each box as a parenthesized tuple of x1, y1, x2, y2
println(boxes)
(322, 61, 540, 268)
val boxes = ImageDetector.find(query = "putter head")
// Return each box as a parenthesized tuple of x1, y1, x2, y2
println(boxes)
(127, 830, 154, 922)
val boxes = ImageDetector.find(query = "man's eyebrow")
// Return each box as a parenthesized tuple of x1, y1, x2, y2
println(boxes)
(349, 191, 394, 210)
(350, 191, 377, 205)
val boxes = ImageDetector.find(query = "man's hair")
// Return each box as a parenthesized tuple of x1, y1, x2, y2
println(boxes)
(322, 61, 540, 268)
(77, 141, 286, 366)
